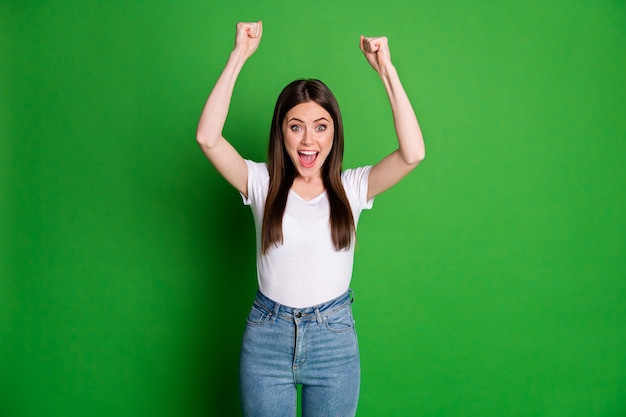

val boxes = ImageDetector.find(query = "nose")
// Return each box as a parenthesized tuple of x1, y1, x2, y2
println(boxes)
(300, 128, 313, 145)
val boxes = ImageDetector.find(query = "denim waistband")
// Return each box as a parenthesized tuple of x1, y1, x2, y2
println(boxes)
(253, 289, 354, 324)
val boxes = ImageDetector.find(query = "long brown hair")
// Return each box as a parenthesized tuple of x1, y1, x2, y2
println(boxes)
(262, 79, 354, 253)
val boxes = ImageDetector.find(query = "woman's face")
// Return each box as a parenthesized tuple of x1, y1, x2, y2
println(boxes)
(282, 101, 334, 179)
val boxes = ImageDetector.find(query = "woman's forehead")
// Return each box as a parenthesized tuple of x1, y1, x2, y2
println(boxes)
(285, 101, 332, 122)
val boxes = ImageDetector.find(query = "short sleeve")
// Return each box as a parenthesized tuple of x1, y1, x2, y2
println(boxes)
(341, 166, 374, 213)
(240, 160, 269, 208)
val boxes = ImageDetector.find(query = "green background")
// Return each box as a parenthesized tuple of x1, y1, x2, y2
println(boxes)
(2, 0, 625, 416)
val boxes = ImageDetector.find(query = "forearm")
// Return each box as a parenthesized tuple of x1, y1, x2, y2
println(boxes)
(378, 63, 425, 164)
(196, 49, 248, 149)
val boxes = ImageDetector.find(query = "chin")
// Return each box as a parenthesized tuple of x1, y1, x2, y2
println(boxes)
(296, 165, 321, 178)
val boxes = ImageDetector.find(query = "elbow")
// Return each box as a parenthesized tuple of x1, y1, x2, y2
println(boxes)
(398, 132, 425, 166)
(414, 149, 426, 165)
(196, 130, 215, 150)
(403, 148, 425, 167)
(195, 128, 207, 146)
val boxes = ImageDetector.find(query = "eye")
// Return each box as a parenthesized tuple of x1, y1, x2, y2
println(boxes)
(316, 125, 327, 132)
(289, 125, 302, 132)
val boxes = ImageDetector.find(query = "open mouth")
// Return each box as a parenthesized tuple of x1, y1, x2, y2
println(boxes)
(298, 150, 319, 168)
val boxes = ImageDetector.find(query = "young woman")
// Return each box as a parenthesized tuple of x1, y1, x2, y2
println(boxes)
(197, 21, 425, 417)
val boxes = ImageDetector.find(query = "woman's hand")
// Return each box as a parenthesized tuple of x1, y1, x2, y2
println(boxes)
(360, 35, 392, 73)
(234, 21, 263, 59)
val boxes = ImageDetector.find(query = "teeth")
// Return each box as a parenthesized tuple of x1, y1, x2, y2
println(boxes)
(299, 150, 318, 155)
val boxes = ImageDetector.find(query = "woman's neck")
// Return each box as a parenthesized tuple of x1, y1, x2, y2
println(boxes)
(291, 175, 325, 201)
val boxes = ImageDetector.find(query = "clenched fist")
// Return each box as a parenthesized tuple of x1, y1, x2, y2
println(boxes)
(360, 35, 392, 73)
(234, 21, 263, 59)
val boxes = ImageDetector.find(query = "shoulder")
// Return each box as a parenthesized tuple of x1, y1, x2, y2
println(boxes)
(241, 160, 269, 207)
(341, 166, 373, 188)
(341, 166, 374, 211)
(244, 160, 269, 181)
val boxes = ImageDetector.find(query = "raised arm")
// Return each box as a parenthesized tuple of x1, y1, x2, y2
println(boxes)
(359, 35, 425, 201)
(196, 21, 263, 197)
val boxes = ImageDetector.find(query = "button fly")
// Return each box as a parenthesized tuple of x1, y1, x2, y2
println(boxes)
(295, 311, 302, 318)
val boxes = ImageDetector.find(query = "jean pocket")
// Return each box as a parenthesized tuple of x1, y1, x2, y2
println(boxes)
(323, 307, 355, 334)
(246, 305, 271, 327)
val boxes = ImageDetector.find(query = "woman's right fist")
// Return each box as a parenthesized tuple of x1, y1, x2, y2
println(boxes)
(234, 21, 263, 58)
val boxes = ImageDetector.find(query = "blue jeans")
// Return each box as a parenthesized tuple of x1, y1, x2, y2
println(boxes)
(239, 290, 360, 417)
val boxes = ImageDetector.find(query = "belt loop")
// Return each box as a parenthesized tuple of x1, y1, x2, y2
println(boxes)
(314, 306, 323, 324)
(271, 300, 280, 323)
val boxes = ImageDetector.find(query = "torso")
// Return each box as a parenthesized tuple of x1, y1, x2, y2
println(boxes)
(243, 160, 374, 307)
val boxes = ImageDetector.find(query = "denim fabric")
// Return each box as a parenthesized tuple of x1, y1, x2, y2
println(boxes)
(239, 290, 360, 417)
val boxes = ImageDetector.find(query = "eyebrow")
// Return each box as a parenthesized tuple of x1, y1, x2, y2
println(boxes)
(287, 117, 330, 123)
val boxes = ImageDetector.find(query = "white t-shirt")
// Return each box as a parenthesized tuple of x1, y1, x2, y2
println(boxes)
(241, 160, 374, 308)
